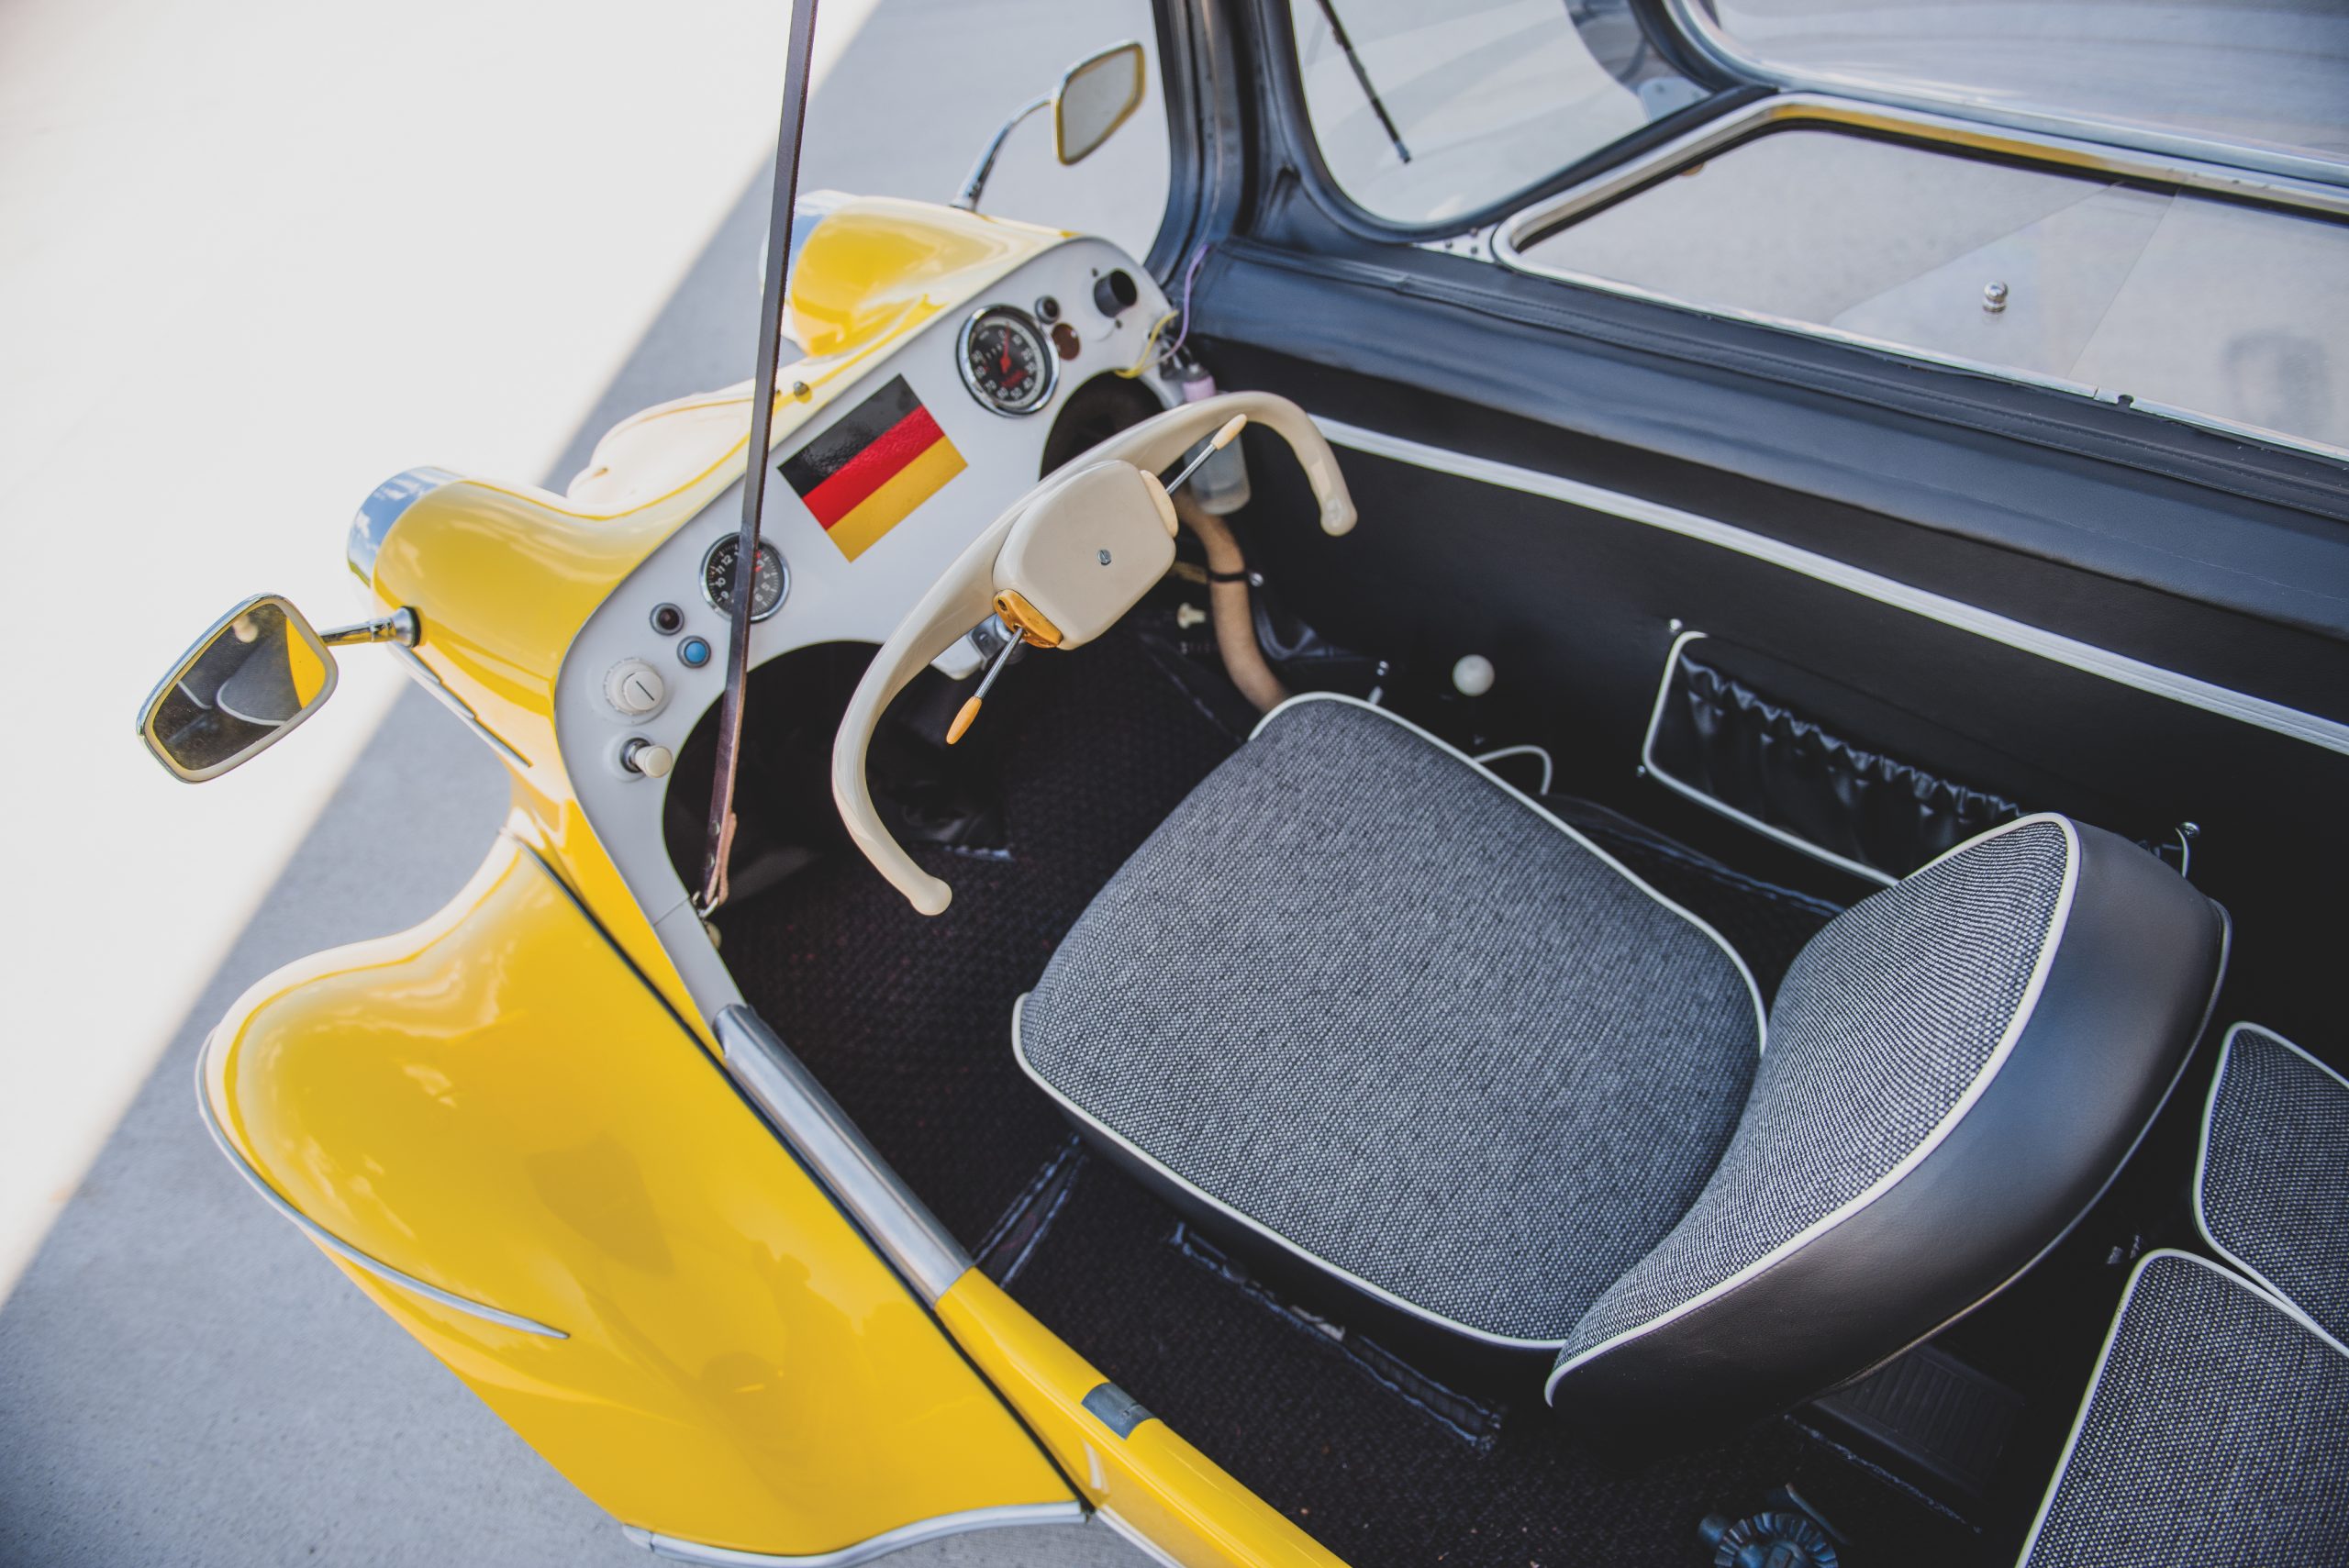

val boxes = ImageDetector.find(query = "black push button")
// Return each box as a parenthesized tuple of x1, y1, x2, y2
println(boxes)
(1092, 270, 1138, 318)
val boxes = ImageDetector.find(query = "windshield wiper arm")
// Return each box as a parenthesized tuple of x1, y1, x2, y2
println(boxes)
(699, 0, 820, 918)
(1314, 0, 1411, 164)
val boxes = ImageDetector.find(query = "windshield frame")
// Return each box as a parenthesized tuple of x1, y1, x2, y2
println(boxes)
(1252, 0, 1750, 243)
(1660, 0, 2349, 191)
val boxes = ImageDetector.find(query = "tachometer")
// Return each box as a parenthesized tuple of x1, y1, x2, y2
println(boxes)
(700, 536, 788, 622)
(957, 306, 1056, 416)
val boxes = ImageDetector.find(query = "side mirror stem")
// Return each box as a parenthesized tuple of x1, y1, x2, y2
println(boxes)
(951, 94, 1049, 213)
(317, 606, 420, 649)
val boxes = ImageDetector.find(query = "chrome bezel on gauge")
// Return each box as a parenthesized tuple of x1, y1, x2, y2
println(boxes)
(699, 536, 790, 622)
(955, 305, 1057, 417)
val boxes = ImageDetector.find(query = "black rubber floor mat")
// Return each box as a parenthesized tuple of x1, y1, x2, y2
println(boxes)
(1011, 1162, 1980, 1568)
(713, 630, 1237, 1247)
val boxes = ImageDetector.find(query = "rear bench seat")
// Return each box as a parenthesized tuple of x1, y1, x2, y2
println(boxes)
(2019, 1024, 2349, 1565)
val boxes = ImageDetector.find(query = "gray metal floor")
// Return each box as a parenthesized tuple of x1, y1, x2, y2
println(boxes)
(0, 5, 1158, 1560)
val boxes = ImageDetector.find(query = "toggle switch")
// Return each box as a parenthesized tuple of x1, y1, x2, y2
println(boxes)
(621, 738, 674, 778)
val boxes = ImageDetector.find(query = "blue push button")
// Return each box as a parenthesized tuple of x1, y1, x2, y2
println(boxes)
(677, 636, 712, 669)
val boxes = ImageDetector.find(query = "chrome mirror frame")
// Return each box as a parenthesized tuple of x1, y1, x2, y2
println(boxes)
(1052, 39, 1146, 167)
(952, 38, 1146, 212)
(138, 594, 341, 784)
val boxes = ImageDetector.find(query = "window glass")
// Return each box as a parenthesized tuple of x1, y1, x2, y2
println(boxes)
(1690, 0, 2349, 170)
(1514, 128, 2349, 455)
(1289, 0, 1710, 226)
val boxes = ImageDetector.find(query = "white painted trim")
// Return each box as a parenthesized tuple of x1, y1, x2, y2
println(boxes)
(1312, 417, 2349, 760)
(1546, 814, 2082, 1403)
(2193, 1020, 2349, 1336)
(193, 1043, 568, 1340)
(2015, 1248, 2349, 1566)
(1637, 628, 1899, 887)
(1252, 692, 1768, 1051)
(1094, 1509, 1190, 1568)
(1010, 692, 1770, 1351)
(623, 1504, 1086, 1567)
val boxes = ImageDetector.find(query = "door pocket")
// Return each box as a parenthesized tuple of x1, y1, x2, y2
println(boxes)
(1642, 630, 2024, 884)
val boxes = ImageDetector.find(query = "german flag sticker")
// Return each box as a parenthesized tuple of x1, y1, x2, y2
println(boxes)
(781, 375, 967, 562)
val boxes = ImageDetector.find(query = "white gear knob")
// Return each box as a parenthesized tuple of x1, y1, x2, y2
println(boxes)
(1452, 654, 1496, 697)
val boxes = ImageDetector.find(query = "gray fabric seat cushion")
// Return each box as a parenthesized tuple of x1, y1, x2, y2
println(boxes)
(2021, 1250, 2349, 1567)
(1555, 817, 2073, 1373)
(2199, 1023, 2349, 1342)
(1015, 695, 1764, 1345)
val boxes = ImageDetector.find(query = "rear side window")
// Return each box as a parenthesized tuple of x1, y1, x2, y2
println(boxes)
(1287, 0, 1710, 226)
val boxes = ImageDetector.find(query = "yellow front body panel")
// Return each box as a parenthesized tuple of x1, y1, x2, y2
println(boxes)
(359, 198, 1068, 1033)
(941, 1275, 1346, 1568)
(204, 836, 1071, 1552)
(207, 196, 1356, 1565)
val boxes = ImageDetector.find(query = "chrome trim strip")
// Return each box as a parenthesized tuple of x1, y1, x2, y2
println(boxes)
(1314, 416, 2349, 758)
(623, 1503, 1085, 1566)
(389, 644, 533, 770)
(711, 1006, 971, 1303)
(1488, 95, 2349, 466)
(1658, 2, 2349, 192)
(1095, 1510, 1188, 1568)
(348, 466, 459, 585)
(192, 1045, 569, 1340)
(1500, 95, 2349, 250)
(1638, 628, 1898, 887)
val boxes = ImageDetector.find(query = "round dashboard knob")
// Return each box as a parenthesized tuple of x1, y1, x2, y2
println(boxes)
(605, 660, 666, 717)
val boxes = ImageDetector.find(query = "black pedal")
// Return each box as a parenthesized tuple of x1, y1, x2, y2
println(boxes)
(1808, 1343, 2023, 1502)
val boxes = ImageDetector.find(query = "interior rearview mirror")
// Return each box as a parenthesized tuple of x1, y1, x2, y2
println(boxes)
(1053, 41, 1145, 166)
(139, 595, 338, 782)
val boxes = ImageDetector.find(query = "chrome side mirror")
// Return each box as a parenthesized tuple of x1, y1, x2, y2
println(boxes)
(952, 39, 1148, 212)
(138, 595, 340, 782)
(1053, 41, 1145, 166)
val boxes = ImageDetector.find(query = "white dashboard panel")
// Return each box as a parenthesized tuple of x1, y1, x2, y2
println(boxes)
(553, 234, 1174, 1005)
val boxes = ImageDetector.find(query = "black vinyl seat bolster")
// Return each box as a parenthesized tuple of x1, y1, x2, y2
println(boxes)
(1546, 820, 2229, 1435)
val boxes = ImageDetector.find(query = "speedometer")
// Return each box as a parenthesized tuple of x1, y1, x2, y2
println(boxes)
(701, 536, 788, 622)
(956, 306, 1056, 416)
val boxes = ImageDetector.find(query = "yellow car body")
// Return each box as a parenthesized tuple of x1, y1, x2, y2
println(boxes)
(199, 196, 1340, 1568)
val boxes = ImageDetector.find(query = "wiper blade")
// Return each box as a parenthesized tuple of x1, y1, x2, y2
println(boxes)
(699, 0, 822, 918)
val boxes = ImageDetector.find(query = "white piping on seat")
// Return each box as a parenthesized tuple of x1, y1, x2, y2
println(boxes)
(1253, 691, 1769, 1052)
(1008, 691, 1776, 1351)
(2013, 1248, 2349, 1566)
(1543, 813, 2084, 1404)
(2193, 1020, 2349, 1340)
(1012, 995, 1574, 1351)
